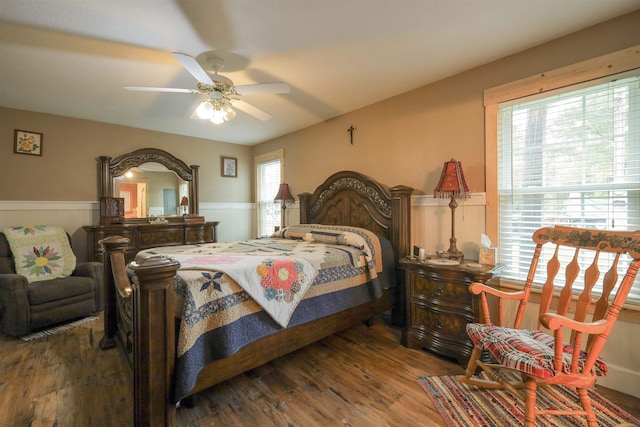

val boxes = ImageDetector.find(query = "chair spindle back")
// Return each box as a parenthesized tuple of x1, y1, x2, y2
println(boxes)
(513, 227, 640, 355)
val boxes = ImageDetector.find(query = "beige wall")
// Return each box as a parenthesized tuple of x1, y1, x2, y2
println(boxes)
(0, 108, 253, 203)
(255, 10, 640, 199)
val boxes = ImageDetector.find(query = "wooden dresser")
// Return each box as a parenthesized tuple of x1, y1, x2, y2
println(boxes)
(84, 221, 219, 263)
(400, 257, 504, 367)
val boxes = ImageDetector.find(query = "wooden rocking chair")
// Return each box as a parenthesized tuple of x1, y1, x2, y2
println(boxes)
(457, 226, 640, 427)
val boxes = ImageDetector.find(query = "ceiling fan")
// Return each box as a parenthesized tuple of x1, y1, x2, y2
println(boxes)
(124, 52, 290, 124)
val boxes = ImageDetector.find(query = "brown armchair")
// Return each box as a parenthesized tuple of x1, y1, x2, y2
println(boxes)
(0, 231, 104, 337)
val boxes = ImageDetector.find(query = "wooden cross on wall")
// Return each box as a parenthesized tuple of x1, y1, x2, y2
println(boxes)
(347, 125, 356, 145)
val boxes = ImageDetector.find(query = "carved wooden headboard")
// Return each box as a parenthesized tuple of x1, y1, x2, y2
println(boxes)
(298, 170, 412, 262)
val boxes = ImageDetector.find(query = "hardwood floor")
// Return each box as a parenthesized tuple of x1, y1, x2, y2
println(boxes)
(1, 313, 638, 426)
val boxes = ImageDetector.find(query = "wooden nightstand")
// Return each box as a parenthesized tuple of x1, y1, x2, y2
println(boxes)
(401, 257, 504, 367)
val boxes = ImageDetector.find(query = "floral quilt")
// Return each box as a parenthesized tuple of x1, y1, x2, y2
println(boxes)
(138, 243, 319, 329)
(135, 224, 388, 402)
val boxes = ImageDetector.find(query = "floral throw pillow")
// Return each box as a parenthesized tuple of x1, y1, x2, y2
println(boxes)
(3, 226, 76, 283)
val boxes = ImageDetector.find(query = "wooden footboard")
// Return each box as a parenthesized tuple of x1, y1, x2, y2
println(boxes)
(100, 171, 412, 427)
(101, 236, 180, 426)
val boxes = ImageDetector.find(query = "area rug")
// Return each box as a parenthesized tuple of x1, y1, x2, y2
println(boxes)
(20, 316, 98, 341)
(417, 375, 640, 427)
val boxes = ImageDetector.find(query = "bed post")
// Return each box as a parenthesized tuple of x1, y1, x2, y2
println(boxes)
(298, 192, 311, 224)
(390, 185, 412, 262)
(99, 236, 129, 349)
(128, 256, 180, 427)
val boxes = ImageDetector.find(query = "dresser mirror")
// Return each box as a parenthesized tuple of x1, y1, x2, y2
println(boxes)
(99, 148, 200, 223)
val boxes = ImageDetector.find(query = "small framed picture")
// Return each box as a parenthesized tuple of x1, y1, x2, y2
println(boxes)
(221, 156, 237, 177)
(14, 130, 43, 156)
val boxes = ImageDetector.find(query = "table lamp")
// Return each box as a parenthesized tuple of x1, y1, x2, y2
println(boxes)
(274, 183, 295, 229)
(433, 159, 470, 260)
(180, 196, 189, 215)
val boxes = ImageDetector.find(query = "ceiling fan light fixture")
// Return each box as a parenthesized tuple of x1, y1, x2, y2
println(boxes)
(210, 103, 226, 124)
(222, 104, 236, 121)
(210, 113, 225, 125)
(127, 52, 287, 124)
(196, 100, 214, 119)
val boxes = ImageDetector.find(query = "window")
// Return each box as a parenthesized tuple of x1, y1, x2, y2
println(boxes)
(497, 71, 640, 297)
(485, 47, 640, 305)
(255, 149, 284, 237)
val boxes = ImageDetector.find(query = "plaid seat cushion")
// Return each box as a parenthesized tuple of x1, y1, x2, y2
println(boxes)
(466, 323, 608, 379)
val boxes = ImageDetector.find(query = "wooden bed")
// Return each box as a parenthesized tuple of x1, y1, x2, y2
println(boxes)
(99, 170, 412, 427)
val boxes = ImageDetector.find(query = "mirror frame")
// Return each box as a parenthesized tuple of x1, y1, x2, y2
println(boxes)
(99, 148, 199, 223)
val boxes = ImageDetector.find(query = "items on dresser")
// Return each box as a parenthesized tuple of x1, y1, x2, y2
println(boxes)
(401, 257, 504, 366)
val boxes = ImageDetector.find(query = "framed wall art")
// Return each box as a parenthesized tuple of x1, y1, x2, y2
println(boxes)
(221, 156, 237, 177)
(14, 129, 43, 156)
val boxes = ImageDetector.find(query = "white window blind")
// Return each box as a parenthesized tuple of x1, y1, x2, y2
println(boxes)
(497, 70, 640, 303)
(256, 153, 282, 237)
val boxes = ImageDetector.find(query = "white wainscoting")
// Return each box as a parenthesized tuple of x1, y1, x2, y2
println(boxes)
(199, 202, 255, 242)
(199, 202, 303, 242)
(205, 194, 489, 258)
(411, 193, 487, 260)
(0, 200, 270, 259)
(0, 201, 99, 261)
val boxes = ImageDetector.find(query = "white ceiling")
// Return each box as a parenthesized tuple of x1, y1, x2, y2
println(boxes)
(1, 1, 638, 146)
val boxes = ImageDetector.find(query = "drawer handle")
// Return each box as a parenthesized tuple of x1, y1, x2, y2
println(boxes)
(434, 286, 444, 296)
(436, 319, 445, 329)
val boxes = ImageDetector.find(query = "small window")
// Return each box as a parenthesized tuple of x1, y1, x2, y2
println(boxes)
(255, 149, 284, 237)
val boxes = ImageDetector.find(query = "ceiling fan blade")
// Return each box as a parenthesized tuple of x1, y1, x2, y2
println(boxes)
(124, 86, 199, 94)
(171, 52, 213, 85)
(235, 82, 290, 95)
(232, 100, 272, 121)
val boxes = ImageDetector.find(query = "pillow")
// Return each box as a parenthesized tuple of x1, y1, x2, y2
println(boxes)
(273, 225, 365, 249)
(273, 224, 385, 274)
(271, 224, 366, 249)
(303, 230, 366, 250)
(2, 226, 76, 283)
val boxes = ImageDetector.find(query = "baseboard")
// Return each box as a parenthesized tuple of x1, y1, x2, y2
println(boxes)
(597, 362, 640, 398)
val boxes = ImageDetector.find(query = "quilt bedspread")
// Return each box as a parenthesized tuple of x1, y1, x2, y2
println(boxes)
(135, 225, 387, 402)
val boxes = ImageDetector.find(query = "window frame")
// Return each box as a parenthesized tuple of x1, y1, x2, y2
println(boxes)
(484, 45, 640, 313)
(255, 149, 284, 237)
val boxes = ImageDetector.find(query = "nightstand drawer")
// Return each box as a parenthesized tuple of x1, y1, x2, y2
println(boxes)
(410, 301, 473, 339)
(411, 273, 471, 304)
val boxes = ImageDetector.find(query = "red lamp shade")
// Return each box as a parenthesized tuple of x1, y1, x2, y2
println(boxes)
(180, 196, 189, 206)
(274, 183, 295, 230)
(434, 159, 470, 200)
(274, 183, 295, 203)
